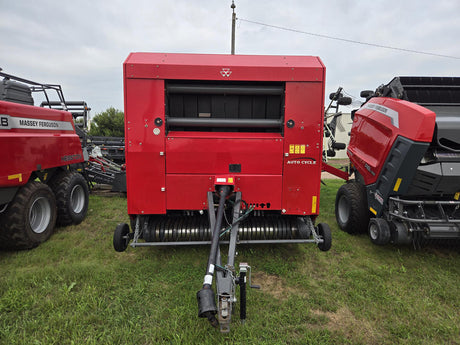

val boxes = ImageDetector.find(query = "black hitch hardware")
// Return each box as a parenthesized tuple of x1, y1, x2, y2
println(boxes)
(196, 187, 258, 332)
(197, 185, 230, 328)
(197, 287, 218, 327)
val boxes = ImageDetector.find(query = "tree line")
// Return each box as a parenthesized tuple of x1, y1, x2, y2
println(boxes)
(88, 107, 124, 137)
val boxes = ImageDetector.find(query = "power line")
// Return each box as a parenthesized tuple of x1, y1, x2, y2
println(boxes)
(237, 18, 460, 60)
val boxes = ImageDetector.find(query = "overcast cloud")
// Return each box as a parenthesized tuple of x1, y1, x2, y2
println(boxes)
(1, 0, 459, 115)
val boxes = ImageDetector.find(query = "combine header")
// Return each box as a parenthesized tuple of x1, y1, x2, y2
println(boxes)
(334, 77, 460, 246)
(114, 53, 332, 331)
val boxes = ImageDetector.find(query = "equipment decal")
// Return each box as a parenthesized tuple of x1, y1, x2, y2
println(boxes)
(0, 115, 74, 131)
(363, 102, 399, 128)
(286, 156, 317, 165)
(8, 174, 23, 182)
(289, 144, 306, 154)
(312, 196, 317, 213)
(61, 154, 82, 162)
(0, 115, 8, 128)
(393, 178, 402, 192)
(220, 68, 232, 77)
(374, 191, 384, 205)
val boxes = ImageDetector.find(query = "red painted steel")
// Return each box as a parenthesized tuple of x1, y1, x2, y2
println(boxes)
(347, 97, 436, 185)
(125, 53, 324, 82)
(282, 82, 324, 215)
(124, 53, 326, 216)
(0, 101, 84, 187)
(124, 79, 166, 215)
(322, 163, 349, 181)
(166, 135, 283, 175)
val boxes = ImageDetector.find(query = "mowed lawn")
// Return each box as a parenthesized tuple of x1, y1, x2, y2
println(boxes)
(1, 180, 459, 344)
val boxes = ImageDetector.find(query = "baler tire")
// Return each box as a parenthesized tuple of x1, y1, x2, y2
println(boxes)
(114, 223, 130, 252)
(49, 171, 89, 226)
(0, 181, 57, 250)
(368, 218, 391, 246)
(335, 182, 369, 234)
(317, 223, 332, 251)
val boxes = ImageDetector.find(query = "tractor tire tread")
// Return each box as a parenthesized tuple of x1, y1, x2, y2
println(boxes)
(0, 181, 56, 250)
(49, 170, 89, 226)
(335, 182, 369, 234)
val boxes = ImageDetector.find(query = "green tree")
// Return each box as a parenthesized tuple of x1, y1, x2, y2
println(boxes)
(89, 107, 124, 137)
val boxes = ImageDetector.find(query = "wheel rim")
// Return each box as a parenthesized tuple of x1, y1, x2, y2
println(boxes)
(70, 184, 85, 214)
(369, 222, 379, 240)
(337, 195, 350, 224)
(29, 197, 51, 234)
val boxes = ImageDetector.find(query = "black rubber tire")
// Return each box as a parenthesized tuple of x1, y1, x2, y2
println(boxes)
(0, 181, 57, 250)
(335, 182, 369, 234)
(49, 171, 89, 226)
(368, 218, 391, 246)
(317, 223, 332, 252)
(113, 223, 130, 252)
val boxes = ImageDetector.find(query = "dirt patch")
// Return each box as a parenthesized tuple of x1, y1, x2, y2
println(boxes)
(312, 307, 380, 344)
(252, 271, 304, 300)
(254, 271, 381, 343)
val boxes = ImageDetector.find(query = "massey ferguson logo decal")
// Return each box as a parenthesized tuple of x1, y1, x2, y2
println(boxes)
(363, 102, 399, 128)
(0, 114, 73, 131)
(286, 157, 317, 165)
(220, 68, 232, 77)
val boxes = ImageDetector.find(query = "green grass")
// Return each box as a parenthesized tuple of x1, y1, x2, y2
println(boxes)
(1, 181, 459, 344)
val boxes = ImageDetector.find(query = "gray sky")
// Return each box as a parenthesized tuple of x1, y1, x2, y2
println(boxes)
(1, 0, 459, 116)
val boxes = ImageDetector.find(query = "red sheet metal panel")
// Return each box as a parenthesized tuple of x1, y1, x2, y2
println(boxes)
(165, 174, 282, 210)
(124, 79, 166, 214)
(282, 82, 325, 215)
(165, 134, 283, 175)
(0, 101, 83, 187)
(348, 97, 436, 185)
(125, 53, 324, 82)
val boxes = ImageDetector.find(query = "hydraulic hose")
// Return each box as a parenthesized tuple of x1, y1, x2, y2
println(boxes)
(197, 185, 231, 326)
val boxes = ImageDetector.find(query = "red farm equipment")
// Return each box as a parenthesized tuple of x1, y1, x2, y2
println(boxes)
(0, 71, 90, 249)
(114, 52, 332, 332)
(333, 77, 460, 246)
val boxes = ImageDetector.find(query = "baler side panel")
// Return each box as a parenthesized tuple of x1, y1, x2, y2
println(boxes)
(347, 114, 392, 183)
(0, 101, 83, 187)
(282, 82, 323, 215)
(0, 134, 84, 187)
(348, 97, 436, 185)
(366, 136, 430, 216)
(125, 79, 166, 215)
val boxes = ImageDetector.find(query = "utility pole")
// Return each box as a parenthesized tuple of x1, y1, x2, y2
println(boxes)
(231, 1, 236, 55)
